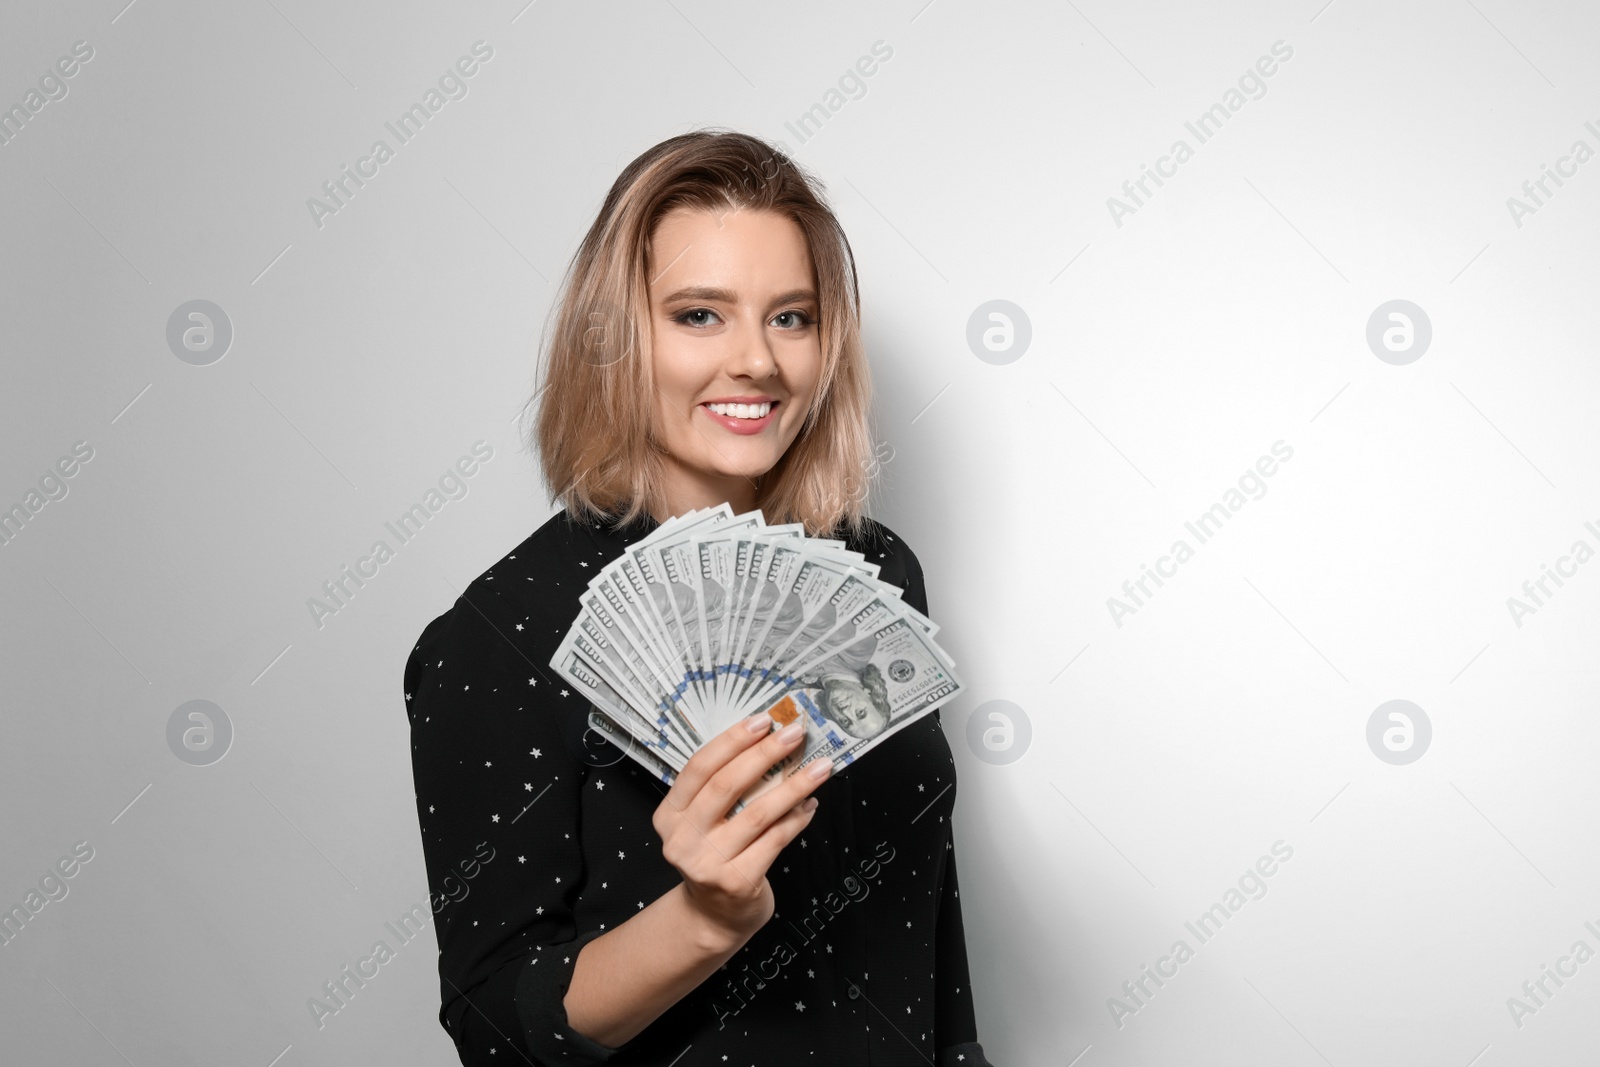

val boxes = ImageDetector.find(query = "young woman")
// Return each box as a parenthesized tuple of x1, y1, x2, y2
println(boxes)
(404, 129, 993, 1066)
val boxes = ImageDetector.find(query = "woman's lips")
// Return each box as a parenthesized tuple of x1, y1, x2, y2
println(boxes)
(699, 401, 777, 435)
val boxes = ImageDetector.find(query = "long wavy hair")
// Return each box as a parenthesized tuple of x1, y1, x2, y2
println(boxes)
(526, 128, 875, 538)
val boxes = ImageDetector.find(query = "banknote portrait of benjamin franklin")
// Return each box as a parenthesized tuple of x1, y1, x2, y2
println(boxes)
(789, 634, 891, 741)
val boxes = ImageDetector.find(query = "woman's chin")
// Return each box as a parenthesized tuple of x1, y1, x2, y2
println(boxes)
(705, 455, 781, 482)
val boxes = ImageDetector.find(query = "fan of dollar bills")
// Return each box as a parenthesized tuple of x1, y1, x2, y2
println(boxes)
(550, 504, 963, 810)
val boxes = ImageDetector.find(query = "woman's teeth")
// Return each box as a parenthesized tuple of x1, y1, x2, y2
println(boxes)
(705, 401, 772, 419)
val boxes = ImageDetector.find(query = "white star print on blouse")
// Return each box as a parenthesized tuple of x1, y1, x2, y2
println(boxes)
(401, 507, 994, 1066)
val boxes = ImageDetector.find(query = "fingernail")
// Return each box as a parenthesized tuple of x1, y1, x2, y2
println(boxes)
(746, 715, 770, 734)
(778, 722, 803, 743)
(807, 759, 831, 779)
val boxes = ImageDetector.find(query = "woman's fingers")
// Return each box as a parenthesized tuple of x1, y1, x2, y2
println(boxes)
(658, 713, 774, 823)
(682, 719, 812, 827)
(651, 715, 830, 939)
(712, 754, 832, 857)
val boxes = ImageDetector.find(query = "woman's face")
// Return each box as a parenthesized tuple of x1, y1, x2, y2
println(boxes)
(646, 205, 823, 513)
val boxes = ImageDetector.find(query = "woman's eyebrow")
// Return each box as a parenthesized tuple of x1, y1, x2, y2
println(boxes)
(767, 288, 819, 308)
(659, 285, 818, 308)
(659, 285, 736, 304)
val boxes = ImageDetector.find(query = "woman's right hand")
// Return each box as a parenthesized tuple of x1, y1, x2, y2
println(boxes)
(652, 714, 831, 946)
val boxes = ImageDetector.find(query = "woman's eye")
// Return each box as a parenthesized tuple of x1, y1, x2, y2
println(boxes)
(675, 308, 720, 327)
(773, 310, 814, 329)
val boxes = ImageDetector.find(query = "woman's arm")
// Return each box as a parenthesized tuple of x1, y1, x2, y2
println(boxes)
(562, 882, 742, 1046)
(934, 835, 993, 1063)
(888, 524, 995, 1064)
(565, 713, 832, 1046)
(406, 585, 614, 1065)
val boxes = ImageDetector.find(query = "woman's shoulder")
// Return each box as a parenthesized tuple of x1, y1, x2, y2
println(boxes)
(847, 513, 922, 566)
(405, 508, 608, 662)
(846, 514, 928, 614)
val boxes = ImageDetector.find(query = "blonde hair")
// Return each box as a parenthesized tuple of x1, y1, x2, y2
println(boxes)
(527, 128, 875, 538)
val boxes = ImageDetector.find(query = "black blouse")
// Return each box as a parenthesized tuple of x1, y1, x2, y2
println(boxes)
(403, 508, 994, 1066)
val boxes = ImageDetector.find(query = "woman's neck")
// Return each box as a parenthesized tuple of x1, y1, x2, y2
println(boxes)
(653, 469, 760, 522)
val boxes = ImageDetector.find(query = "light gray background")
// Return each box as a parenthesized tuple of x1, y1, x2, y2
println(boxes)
(3, 0, 1597, 1063)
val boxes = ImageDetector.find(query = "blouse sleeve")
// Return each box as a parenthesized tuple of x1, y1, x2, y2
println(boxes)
(894, 528, 997, 1067)
(404, 581, 620, 1066)
(934, 843, 994, 1066)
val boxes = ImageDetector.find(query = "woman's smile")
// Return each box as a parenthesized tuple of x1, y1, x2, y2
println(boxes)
(699, 397, 780, 435)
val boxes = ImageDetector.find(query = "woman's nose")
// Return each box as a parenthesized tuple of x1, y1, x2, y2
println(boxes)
(729, 315, 776, 377)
